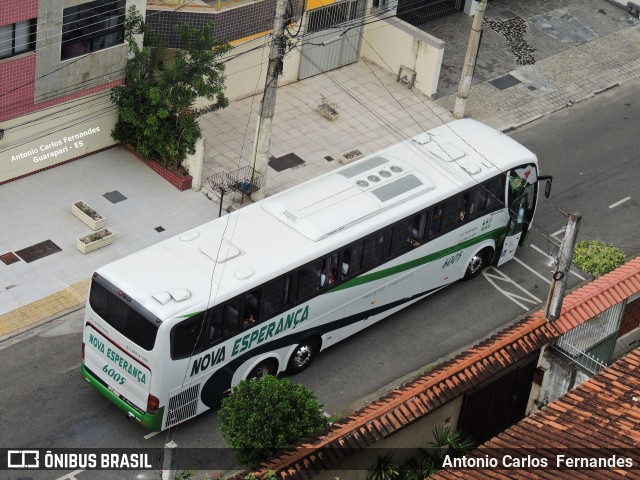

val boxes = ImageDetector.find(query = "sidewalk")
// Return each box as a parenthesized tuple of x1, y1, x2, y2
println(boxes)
(2, 2, 640, 340)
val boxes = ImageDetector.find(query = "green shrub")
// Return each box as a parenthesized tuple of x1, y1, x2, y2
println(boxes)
(572, 240, 625, 277)
(111, 6, 230, 170)
(218, 376, 328, 466)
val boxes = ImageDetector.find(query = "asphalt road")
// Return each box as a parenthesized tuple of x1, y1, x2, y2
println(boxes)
(1, 78, 639, 479)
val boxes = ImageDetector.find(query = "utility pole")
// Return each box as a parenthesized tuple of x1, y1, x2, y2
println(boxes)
(545, 212, 582, 321)
(453, 0, 488, 119)
(250, 0, 288, 201)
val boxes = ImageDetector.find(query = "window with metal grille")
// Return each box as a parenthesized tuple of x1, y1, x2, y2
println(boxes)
(61, 0, 125, 60)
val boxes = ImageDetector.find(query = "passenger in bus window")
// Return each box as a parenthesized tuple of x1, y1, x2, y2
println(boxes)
(243, 310, 256, 329)
(458, 208, 466, 223)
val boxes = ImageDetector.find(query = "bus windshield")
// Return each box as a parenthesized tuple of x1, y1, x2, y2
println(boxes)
(88, 278, 159, 351)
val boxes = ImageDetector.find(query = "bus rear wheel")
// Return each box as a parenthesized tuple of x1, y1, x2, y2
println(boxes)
(247, 359, 277, 380)
(464, 249, 492, 280)
(287, 338, 320, 374)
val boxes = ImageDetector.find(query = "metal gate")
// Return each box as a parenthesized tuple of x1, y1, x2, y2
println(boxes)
(456, 353, 538, 446)
(298, 0, 365, 80)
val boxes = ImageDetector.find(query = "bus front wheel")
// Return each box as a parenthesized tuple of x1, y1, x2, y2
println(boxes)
(464, 249, 492, 280)
(287, 338, 320, 374)
(247, 359, 277, 380)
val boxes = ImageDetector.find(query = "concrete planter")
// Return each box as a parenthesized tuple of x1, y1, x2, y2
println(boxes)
(316, 104, 339, 121)
(340, 149, 365, 164)
(72, 201, 106, 230)
(77, 228, 115, 254)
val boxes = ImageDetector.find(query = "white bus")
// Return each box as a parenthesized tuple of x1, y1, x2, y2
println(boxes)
(81, 119, 551, 431)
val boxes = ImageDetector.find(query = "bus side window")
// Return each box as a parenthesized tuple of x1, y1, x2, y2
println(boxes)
(298, 258, 324, 300)
(242, 291, 259, 328)
(222, 300, 241, 338)
(207, 308, 223, 345)
(441, 198, 460, 231)
(326, 252, 339, 286)
(388, 219, 412, 258)
(260, 274, 290, 319)
(341, 241, 363, 279)
(487, 176, 506, 211)
(362, 231, 385, 271)
(172, 313, 206, 358)
(408, 211, 427, 247)
(429, 207, 442, 237)
(458, 193, 469, 223)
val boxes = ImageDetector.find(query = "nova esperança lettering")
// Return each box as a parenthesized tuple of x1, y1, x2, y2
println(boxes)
(88, 333, 147, 384)
(190, 305, 310, 377)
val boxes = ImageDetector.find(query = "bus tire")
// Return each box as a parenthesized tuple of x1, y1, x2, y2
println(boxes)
(287, 338, 320, 374)
(463, 248, 492, 280)
(247, 359, 277, 380)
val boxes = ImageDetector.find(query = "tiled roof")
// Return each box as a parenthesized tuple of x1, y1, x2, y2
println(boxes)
(431, 347, 640, 479)
(243, 258, 640, 480)
(553, 257, 640, 333)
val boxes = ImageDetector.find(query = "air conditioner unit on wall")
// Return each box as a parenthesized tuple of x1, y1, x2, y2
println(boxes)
(397, 66, 416, 88)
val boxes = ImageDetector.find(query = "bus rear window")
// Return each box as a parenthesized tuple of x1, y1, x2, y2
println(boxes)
(89, 280, 158, 351)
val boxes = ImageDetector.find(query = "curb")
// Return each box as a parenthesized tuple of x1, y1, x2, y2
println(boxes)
(0, 279, 89, 343)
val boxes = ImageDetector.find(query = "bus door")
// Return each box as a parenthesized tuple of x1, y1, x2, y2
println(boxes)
(498, 165, 538, 266)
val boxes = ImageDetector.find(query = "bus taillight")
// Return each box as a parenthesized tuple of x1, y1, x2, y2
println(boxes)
(147, 394, 160, 413)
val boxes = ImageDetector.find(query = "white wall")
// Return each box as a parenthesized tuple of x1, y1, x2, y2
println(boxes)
(1, 93, 119, 183)
(200, 34, 302, 104)
(361, 16, 444, 98)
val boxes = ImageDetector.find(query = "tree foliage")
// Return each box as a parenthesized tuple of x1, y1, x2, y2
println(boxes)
(110, 6, 231, 169)
(218, 375, 329, 466)
(572, 240, 625, 277)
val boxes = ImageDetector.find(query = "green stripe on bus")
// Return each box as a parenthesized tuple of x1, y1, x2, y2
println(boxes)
(331, 227, 506, 292)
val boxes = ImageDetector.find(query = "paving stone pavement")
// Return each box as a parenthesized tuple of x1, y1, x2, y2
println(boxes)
(2, 0, 640, 337)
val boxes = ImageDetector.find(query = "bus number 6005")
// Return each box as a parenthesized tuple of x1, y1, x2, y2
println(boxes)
(103, 364, 126, 385)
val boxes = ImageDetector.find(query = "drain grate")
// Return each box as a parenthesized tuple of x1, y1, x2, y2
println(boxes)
(324, 156, 334, 162)
(104, 190, 127, 203)
(489, 74, 522, 90)
(15, 240, 62, 263)
(269, 153, 305, 172)
(0, 252, 20, 265)
(155, 226, 165, 232)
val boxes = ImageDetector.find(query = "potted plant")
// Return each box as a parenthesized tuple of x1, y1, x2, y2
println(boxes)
(316, 95, 339, 121)
(77, 228, 115, 254)
(72, 201, 106, 230)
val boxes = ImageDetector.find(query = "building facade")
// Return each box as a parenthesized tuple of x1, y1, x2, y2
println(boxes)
(0, 0, 146, 184)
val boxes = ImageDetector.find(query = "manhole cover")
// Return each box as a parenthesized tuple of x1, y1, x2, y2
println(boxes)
(0, 252, 20, 265)
(104, 190, 127, 203)
(489, 74, 522, 90)
(269, 153, 305, 172)
(14, 240, 62, 263)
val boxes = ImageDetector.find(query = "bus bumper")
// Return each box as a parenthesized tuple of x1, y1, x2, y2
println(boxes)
(81, 363, 164, 432)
